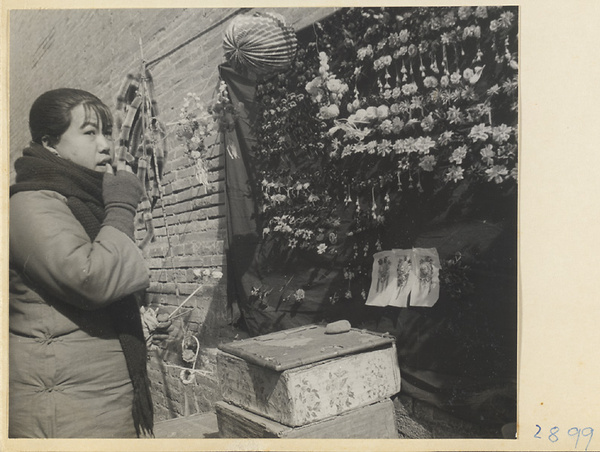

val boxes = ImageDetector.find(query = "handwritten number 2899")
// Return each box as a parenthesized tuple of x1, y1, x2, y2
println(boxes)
(535, 424, 594, 450)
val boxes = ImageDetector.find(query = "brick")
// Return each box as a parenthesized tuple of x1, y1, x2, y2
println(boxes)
(170, 200, 194, 215)
(157, 224, 224, 241)
(175, 166, 198, 180)
(172, 255, 211, 268)
(147, 242, 170, 258)
(169, 177, 196, 193)
(191, 194, 224, 210)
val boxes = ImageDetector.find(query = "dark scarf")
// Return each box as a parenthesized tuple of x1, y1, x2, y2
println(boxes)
(11, 142, 154, 437)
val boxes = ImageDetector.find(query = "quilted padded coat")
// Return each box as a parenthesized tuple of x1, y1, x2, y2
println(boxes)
(9, 189, 150, 438)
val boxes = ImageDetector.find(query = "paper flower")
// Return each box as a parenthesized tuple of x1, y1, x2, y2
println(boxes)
(446, 166, 465, 182)
(469, 123, 493, 141)
(293, 289, 306, 302)
(248, 5, 517, 269)
(486, 165, 509, 183)
(419, 155, 436, 171)
(450, 145, 468, 164)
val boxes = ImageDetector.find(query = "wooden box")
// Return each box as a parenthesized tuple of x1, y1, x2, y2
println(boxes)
(216, 399, 398, 439)
(217, 324, 401, 427)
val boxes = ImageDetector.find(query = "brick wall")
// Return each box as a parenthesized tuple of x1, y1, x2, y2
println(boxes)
(9, 7, 336, 420)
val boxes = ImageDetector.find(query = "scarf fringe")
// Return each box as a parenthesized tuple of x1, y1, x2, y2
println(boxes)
(132, 374, 155, 438)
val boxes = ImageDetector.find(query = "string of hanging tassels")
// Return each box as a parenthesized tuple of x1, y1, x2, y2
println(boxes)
(114, 38, 180, 297)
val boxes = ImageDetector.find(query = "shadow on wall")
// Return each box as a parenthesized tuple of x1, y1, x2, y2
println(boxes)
(146, 275, 244, 419)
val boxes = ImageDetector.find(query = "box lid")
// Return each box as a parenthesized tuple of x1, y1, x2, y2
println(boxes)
(218, 324, 395, 371)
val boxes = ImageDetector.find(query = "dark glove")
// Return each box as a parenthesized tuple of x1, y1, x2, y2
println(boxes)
(151, 313, 174, 345)
(102, 170, 145, 239)
(141, 308, 174, 347)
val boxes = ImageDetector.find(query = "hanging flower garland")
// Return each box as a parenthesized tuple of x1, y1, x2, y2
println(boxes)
(328, 6, 518, 194)
(254, 68, 342, 256)
(210, 80, 244, 133)
(252, 6, 518, 302)
(174, 81, 244, 185)
(175, 92, 215, 185)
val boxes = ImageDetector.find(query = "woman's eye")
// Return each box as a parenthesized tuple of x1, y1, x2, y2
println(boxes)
(85, 130, 96, 136)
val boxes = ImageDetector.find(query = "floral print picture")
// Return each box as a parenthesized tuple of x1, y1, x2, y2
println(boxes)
(366, 248, 439, 307)
(366, 251, 404, 307)
(409, 249, 440, 307)
(394, 251, 413, 307)
(397, 254, 412, 290)
(376, 255, 392, 292)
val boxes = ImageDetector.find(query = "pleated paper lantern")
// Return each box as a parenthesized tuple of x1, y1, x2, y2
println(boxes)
(223, 12, 297, 76)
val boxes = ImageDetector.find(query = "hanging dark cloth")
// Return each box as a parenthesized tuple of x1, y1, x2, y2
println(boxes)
(220, 63, 354, 334)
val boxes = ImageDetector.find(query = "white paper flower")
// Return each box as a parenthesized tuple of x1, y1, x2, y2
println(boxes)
(450, 71, 462, 84)
(357, 45, 373, 60)
(450, 145, 468, 164)
(486, 165, 509, 183)
(376, 105, 390, 119)
(423, 76, 439, 89)
(401, 83, 418, 96)
(469, 123, 493, 141)
(326, 78, 348, 94)
(419, 155, 436, 171)
(446, 165, 465, 182)
(493, 124, 513, 143)
(320, 104, 340, 119)
(366, 106, 379, 120)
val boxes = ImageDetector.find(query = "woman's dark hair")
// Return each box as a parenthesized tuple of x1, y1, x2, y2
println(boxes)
(29, 88, 113, 146)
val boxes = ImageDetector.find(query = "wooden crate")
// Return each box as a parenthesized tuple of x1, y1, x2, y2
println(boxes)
(216, 399, 398, 439)
(217, 325, 401, 427)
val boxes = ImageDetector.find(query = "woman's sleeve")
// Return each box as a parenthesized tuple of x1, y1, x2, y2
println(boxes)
(10, 190, 150, 310)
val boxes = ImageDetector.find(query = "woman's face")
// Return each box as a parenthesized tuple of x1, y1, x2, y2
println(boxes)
(52, 104, 113, 172)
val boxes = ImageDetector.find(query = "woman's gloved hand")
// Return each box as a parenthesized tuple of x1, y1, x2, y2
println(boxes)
(153, 312, 174, 344)
(141, 307, 174, 348)
(102, 165, 145, 239)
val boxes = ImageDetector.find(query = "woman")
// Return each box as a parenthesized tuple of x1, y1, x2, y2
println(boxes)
(9, 88, 159, 438)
